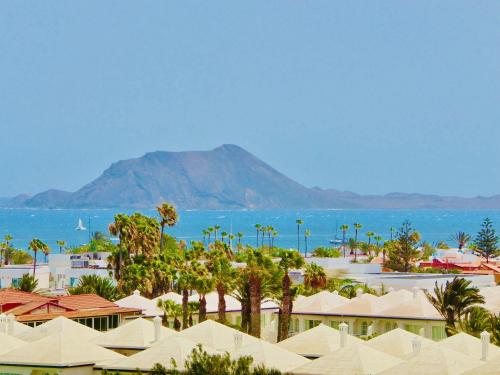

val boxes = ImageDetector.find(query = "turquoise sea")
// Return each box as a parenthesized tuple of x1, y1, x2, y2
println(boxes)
(1, 209, 500, 253)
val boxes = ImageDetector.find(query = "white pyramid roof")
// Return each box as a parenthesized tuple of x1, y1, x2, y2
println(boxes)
(188, 292, 241, 313)
(0, 332, 123, 367)
(179, 319, 260, 351)
(461, 354, 500, 375)
(378, 344, 484, 375)
(115, 290, 163, 316)
(0, 333, 25, 355)
(291, 342, 402, 374)
(7, 320, 33, 337)
(15, 316, 100, 342)
(438, 332, 500, 360)
(378, 289, 414, 307)
(365, 328, 434, 358)
(99, 336, 216, 371)
(229, 340, 310, 372)
(293, 291, 350, 314)
(329, 293, 385, 316)
(378, 291, 443, 320)
(277, 324, 362, 357)
(92, 317, 177, 349)
(152, 291, 183, 304)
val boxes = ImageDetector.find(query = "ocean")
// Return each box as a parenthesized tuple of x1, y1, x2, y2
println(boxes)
(1, 208, 500, 254)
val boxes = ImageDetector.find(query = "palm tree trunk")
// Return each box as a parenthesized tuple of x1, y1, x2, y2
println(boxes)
(33, 250, 37, 276)
(249, 274, 261, 338)
(278, 273, 291, 342)
(297, 225, 300, 251)
(216, 282, 226, 323)
(182, 289, 189, 329)
(241, 298, 251, 333)
(160, 224, 165, 251)
(199, 295, 207, 322)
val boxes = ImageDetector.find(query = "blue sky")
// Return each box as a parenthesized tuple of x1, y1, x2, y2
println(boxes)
(0, 1, 499, 198)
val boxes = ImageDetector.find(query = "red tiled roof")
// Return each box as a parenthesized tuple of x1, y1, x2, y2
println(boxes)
(56, 294, 117, 310)
(0, 289, 53, 305)
(15, 307, 141, 322)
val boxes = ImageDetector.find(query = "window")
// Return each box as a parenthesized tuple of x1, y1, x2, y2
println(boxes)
(11, 278, 21, 288)
(360, 321, 369, 336)
(432, 326, 446, 341)
(384, 322, 397, 332)
(404, 324, 423, 335)
(289, 318, 299, 333)
(111, 314, 119, 329)
(306, 320, 321, 329)
(94, 317, 101, 331)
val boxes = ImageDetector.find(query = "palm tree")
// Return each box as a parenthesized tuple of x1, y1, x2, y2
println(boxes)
(207, 227, 214, 244)
(374, 235, 382, 248)
(3, 235, 13, 265)
(214, 225, 221, 242)
(207, 250, 237, 323)
(56, 240, 66, 254)
(304, 262, 327, 292)
(354, 223, 362, 243)
(28, 238, 46, 276)
(425, 277, 485, 336)
(42, 244, 51, 263)
(452, 232, 471, 250)
(254, 224, 261, 247)
(202, 230, 209, 246)
(304, 229, 311, 258)
(366, 231, 374, 245)
(389, 227, 396, 241)
(157, 299, 183, 330)
(228, 234, 235, 248)
(69, 274, 119, 301)
(277, 249, 304, 342)
(192, 263, 214, 323)
(237, 232, 244, 246)
(340, 224, 349, 258)
(271, 230, 278, 249)
(221, 231, 228, 243)
(296, 219, 303, 252)
(16, 274, 38, 292)
(187, 301, 200, 327)
(348, 238, 358, 262)
(157, 203, 178, 251)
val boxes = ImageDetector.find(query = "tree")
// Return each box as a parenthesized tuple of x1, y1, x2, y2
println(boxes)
(28, 238, 47, 276)
(207, 227, 214, 244)
(237, 232, 244, 247)
(389, 227, 396, 241)
(207, 250, 237, 323)
(69, 274, 120, 301)
(214, 225, 221, 242)
(42, 244, 51, 263)
(353, 223, 362, 243)
(150, 345, 282, 375)
(296, 219, 303, 252)
(157, 299, 183, 331)
(303, 262, 327, 293)
(192, 263, 214, 323)
(383, 221, 420, 272)
(475, 218, 498, 263)
(16, 274, 38, 292)
(157, 203, 179, 251)
(221, 231, 228, 243)
(277, 249, 304, 341)
(425, 277, 485, 336)
(347, 238, 357, 262)
(340, 224, 349, 258)
(56, 240, 66, 254)
(1, 235, 14, 265)
(254, 224, 261, 247)
(366, 231, 374, 246)
(304, 229, 311, 258)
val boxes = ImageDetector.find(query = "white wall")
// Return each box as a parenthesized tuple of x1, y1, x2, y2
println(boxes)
(0, 265, 50, 289)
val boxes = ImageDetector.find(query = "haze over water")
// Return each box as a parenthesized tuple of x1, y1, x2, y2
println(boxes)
(1, 209, 499, 252)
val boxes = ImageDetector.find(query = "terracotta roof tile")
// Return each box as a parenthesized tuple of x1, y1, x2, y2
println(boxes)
(0, 289, 53, 305)
(16, 307, 141, 322)
(56, 294, 117, 310)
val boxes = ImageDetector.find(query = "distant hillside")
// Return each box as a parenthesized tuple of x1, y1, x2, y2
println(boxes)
(6, 145, 500, 209)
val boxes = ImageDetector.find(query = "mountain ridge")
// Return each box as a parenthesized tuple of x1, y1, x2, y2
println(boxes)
(5, 144, 500, 209)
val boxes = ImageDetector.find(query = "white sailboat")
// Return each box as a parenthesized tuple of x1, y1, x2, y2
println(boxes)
(75, 218, 87, 231)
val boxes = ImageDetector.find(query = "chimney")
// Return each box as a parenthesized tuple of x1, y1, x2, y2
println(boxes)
(339, 322, 348, 348)
(356, 288, 363, 297)
(412, 287, 419, 299)
(332, 290, 339, 295)
(388, 287, 395, 293)
(133, 290, 140, 296)
(481, 331, 490, 361)
(234, 333, 243, 350)
(412, 336, 421, 355)
(6, 314, 14, 335)
(153, 316, 162, 342)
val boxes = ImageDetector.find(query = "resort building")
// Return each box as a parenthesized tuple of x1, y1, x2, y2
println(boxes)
(0, 289, 140, 329)
(0, 265, 50, 289)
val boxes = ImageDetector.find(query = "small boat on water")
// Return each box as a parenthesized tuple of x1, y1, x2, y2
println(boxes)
(75, 218, 87, 231)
